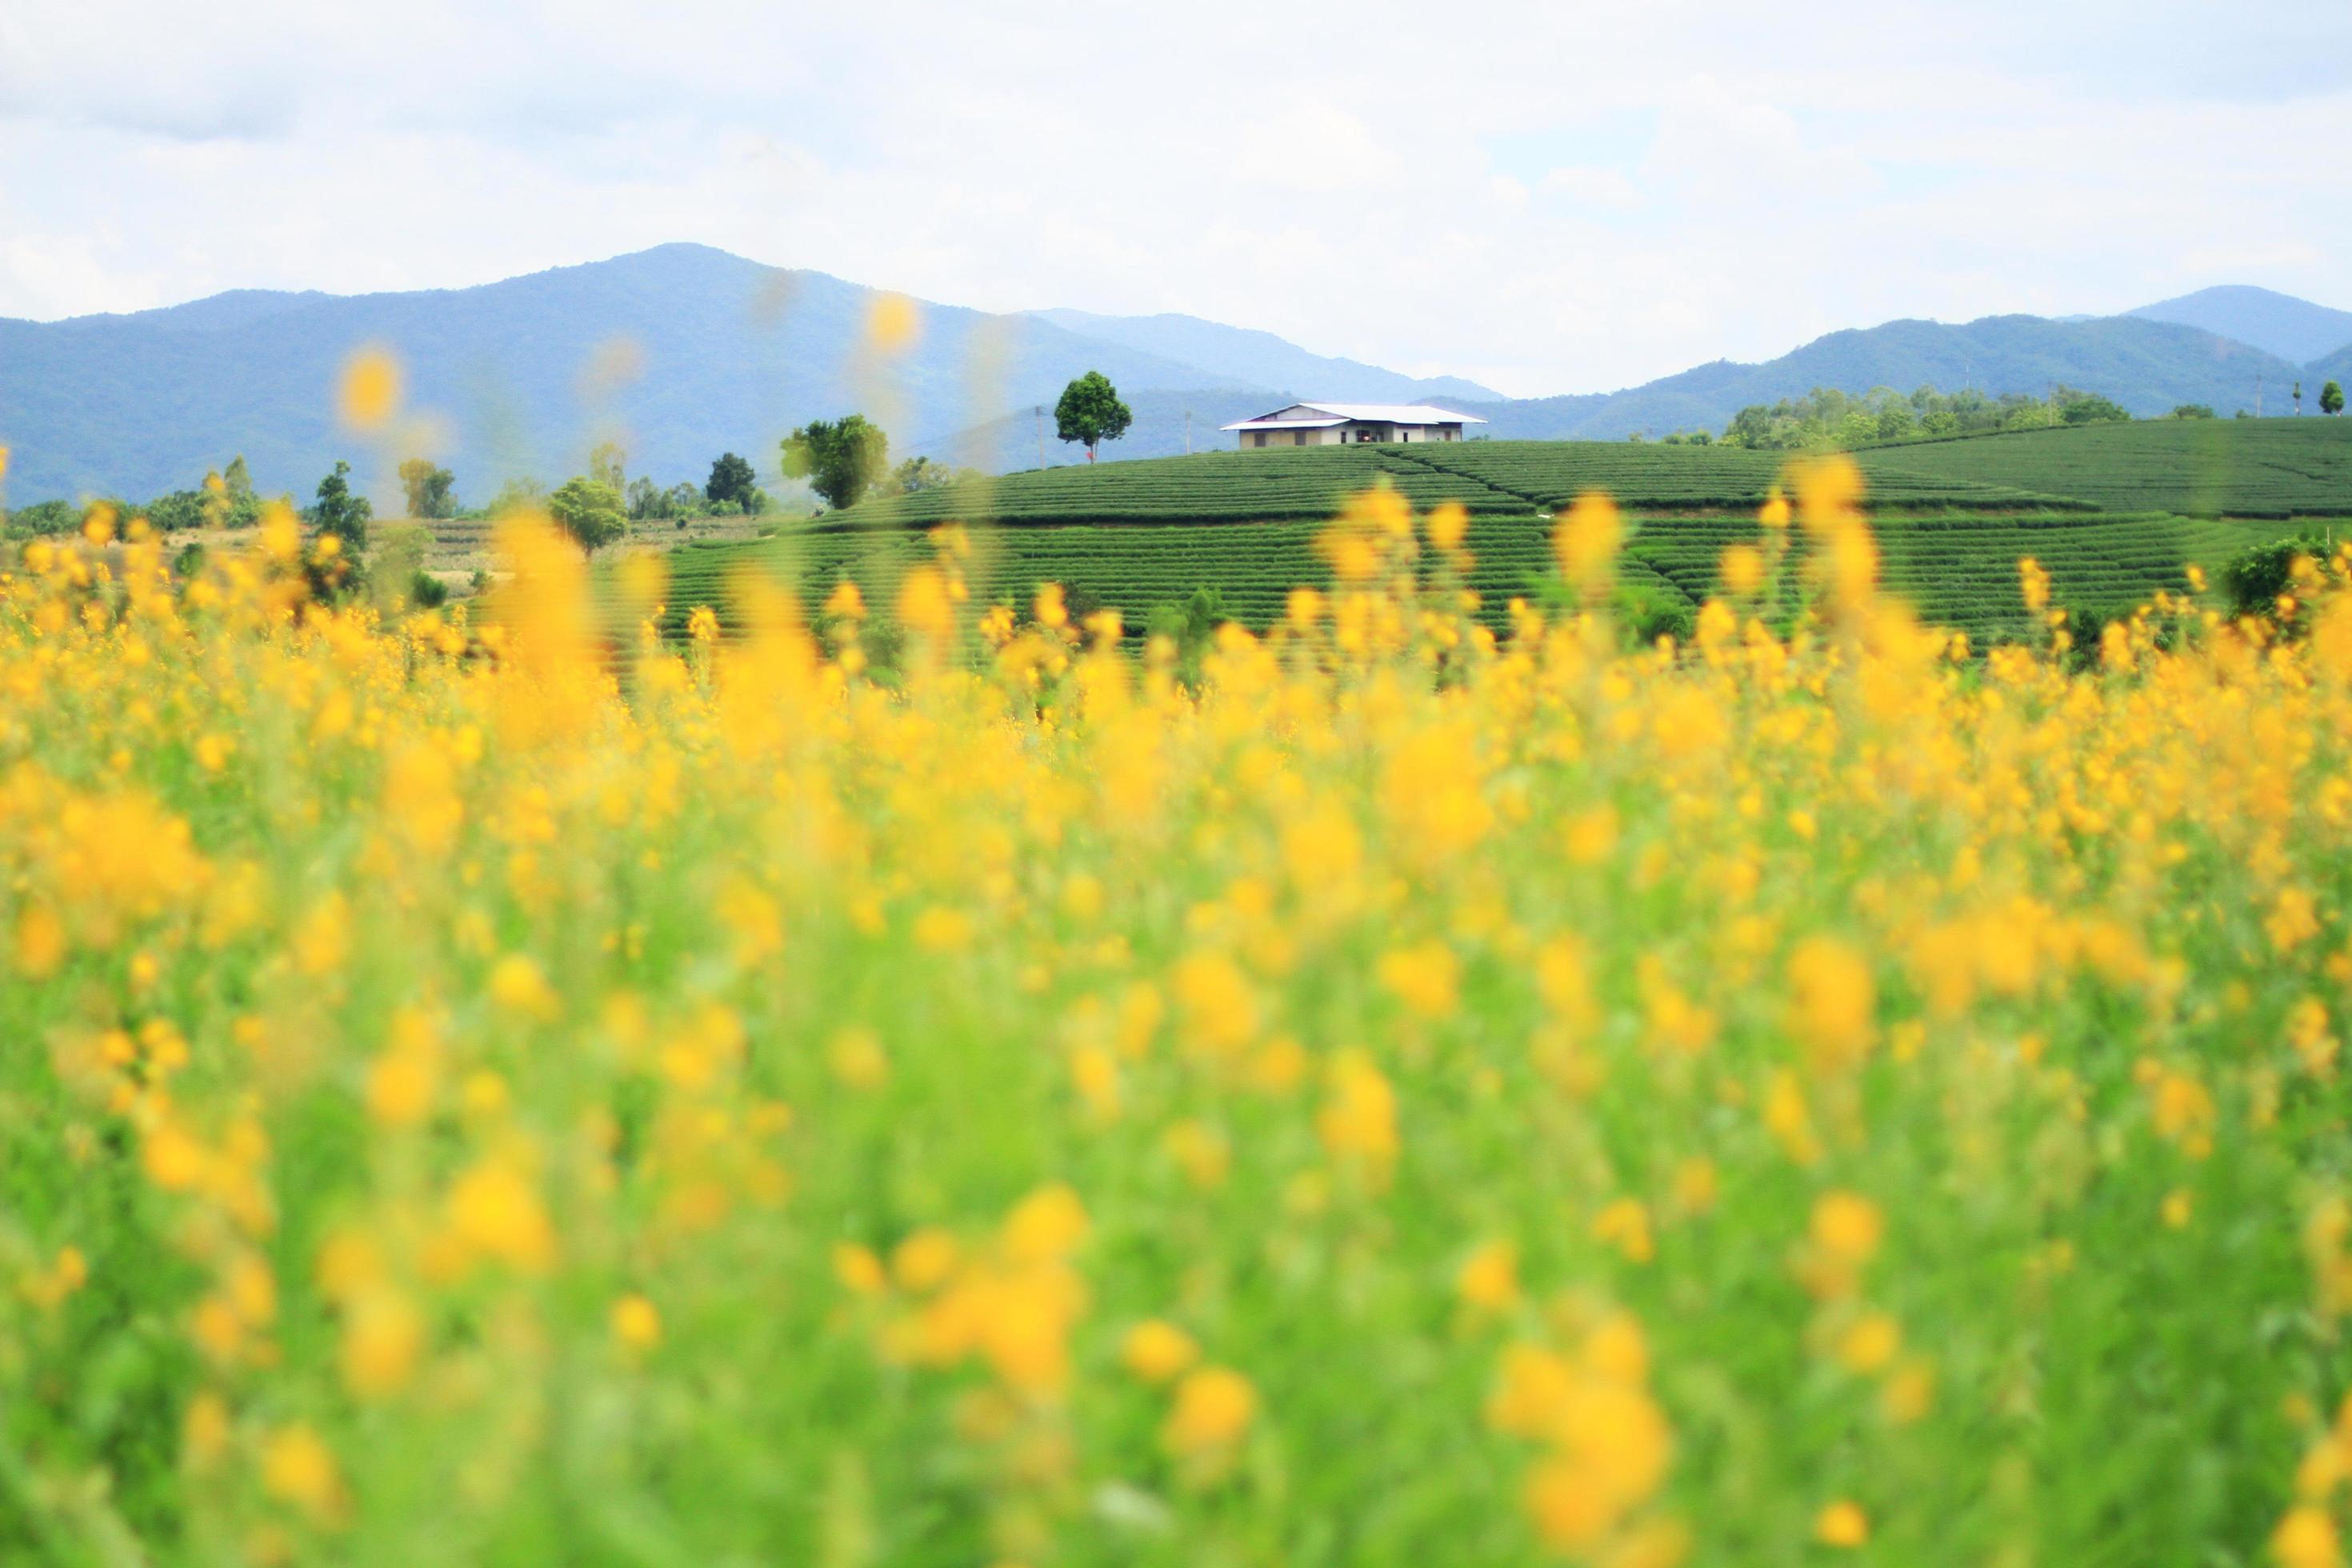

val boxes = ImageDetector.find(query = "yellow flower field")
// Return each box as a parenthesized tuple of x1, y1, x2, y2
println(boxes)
(6, 466, 2352, 1566)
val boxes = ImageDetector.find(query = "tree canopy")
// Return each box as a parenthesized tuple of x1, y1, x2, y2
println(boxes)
(205, 458, 265, 528)
(706, 452, 761, 514)
(2325, 381, 2346, 417)
(877, 454, 980, 498)
(781, 417, 888, 511)
(548, 476, 628, 555)
(589, 440, 627, 493)
(490, 476, 548, 518)
(1054, 372, 1133, 462)
(398, 458, 458, 519)
(306, 460, 372, 554)
(1719, 382, 2132, 450)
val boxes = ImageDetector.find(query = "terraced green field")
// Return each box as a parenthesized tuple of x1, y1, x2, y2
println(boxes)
(1398, 442, 2078, 513)
(1626, 511, 2282, 646)
(827, 439, 2077, 529)
(610, 422, 2350, 653)
(637, 518, 1556, 645)
(624, 510, 2282, 654)
(824, 445, 1530, 527)
(1858, 418, 2352, 518)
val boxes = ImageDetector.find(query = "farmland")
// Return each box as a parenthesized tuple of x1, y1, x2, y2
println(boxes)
(623, 423, 2349, 651)
(830, 438, 2081, 530)
(1856, 417, 2352, 518)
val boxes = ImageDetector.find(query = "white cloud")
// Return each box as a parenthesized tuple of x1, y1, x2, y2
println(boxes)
(1, 1, 2349, 396)
(1538, 167, 1644, 210)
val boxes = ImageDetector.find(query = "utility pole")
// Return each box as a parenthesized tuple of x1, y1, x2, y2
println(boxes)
(1035, 406, 1046, 470)
(2257, 372, 2264, 418)
(1185, 409, 1193, 455)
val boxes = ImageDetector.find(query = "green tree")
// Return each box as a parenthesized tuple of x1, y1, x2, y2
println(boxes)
(2224, 530, 2334, 624)
(8, 500, 76, 536)
(2294, 381, 2304, 415)
(306, 460, 372, 554)
(781, 418, 888, 510)
(2324, 381, 2346, 417)
(879, 455, 979, 497)
(2057, 390, 2132, 426)
(145, 490, 208, 534)
(398, 458, 458, 519)
(1054, 371, 1132, 462)
(490, 476, 548, 518)
(206, 456, 264, 529)
(589, 440, 627, 492)
(548, 476, 628, 554)
(706, 451, 761, 514)
(2170, 404, 2217, 420)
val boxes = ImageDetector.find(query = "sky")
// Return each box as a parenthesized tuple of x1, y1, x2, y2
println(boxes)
(2, 1, 2349, 398)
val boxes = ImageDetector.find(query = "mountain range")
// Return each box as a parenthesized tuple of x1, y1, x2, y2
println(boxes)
(2, 250, 2347, 505)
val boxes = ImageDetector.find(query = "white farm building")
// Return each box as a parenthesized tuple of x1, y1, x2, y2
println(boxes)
(1222, 401, 1486, 450)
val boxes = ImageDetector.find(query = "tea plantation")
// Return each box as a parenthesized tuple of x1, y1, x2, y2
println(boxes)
(1857, 417, 2352, 518)
(614, 422, 2350, 651)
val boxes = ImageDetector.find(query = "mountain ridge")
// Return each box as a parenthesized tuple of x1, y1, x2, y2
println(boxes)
(4, 243, 2350, 500)
(2125, 285, 2352, 366)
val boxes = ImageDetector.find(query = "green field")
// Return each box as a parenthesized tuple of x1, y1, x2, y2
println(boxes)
(827, 439, 2079, 530)
(628, 422, 2352, 650)
(1858, 418, 2352, 518)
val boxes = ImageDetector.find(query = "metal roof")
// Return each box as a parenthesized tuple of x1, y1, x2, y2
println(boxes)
(1222, 415, 1350, 430)
(1221, 401, 1487, 432)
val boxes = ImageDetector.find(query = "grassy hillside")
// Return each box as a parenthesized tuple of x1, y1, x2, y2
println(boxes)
(633, 508, 2281, 657)
(592, 419, 2350, 654)
(1858, 417, 2352, 518)
(830, 440, 2069, 530)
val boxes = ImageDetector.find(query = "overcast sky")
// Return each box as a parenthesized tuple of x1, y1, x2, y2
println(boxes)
(3, 2, 2348, 397)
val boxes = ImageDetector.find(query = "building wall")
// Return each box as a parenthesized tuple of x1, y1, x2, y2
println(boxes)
(1235, 422, 1470, 450)
(1238, 426, 1347, 449)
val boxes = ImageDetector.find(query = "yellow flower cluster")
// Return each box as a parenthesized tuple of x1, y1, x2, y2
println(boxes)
(5, 462, 2352, 1563)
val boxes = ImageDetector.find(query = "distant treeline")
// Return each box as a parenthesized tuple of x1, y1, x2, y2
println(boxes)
(4, 436, 984, 546)
(2, 455, 283, 539)
(1679, 384, 2142, 450)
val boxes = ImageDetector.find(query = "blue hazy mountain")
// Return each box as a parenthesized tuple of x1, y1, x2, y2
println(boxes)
(939, 314, 2316, 465)
(1448, 314, 2308, 443)
(5, 244, 2350, 497)
(1027, 308, 1498, 405)
(2125, 285, 2352, 366)
(0, 245, 1258, 502)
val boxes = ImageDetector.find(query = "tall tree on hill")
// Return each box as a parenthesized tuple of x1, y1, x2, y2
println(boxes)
(705, 451, 759, 514)
(2294, 381, 2304, 415)
(781, 416, 889, 510)
(398, 458, 458, 519)
(548, 476, 628, 555)
(2325, 381, 2346, 417)
(204, 456, 264, 528)
(306, 460, 372, 555)
(589, 440, 627, 493)
(1054, 371, 1132, 462)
